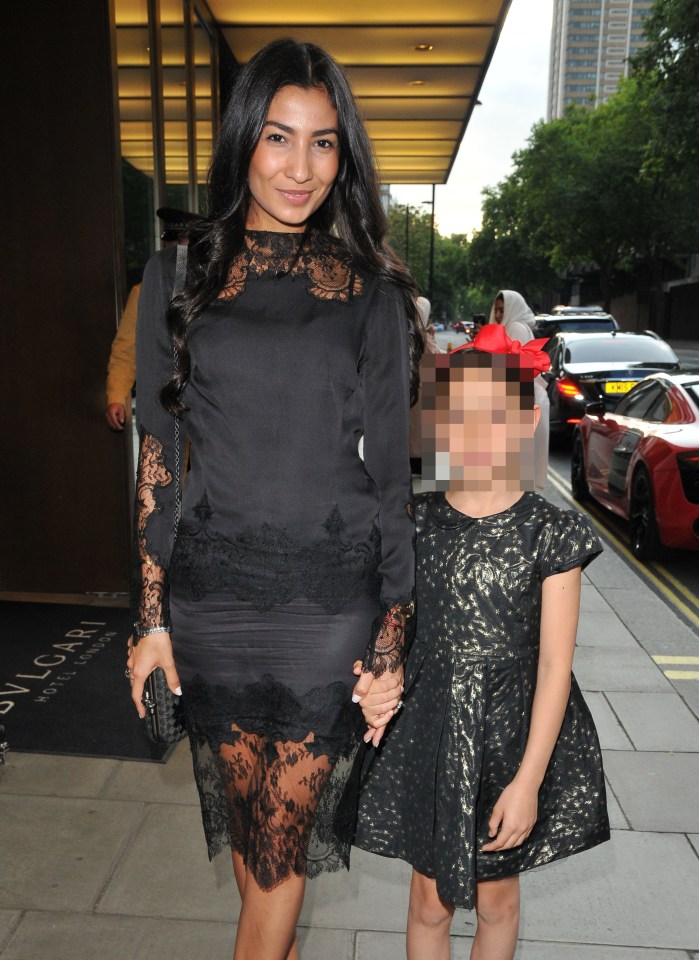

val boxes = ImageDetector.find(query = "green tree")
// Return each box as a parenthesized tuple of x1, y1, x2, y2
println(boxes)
(508, 81, 698, 312)
(467, 173, 560, 306)
(386, 204, 470, 322)
(632, 0, 699, 168)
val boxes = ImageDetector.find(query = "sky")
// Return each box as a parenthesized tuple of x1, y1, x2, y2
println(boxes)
(390, 0, 555, 238)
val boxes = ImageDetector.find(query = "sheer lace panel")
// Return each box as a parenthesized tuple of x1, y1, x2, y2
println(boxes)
(218, 230, 363, 304)
(184, 673, 365, 885)
(362, 600, 415, 677)
(133, 432, 173, 637)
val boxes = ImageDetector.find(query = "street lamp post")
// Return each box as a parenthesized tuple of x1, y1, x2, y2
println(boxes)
(404, 203, 410, 267)
(424, 184, 436, 302)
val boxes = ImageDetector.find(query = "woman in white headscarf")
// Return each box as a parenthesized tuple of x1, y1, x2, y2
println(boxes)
(490, 290, 550, 491)
(409, 296, 444, 474)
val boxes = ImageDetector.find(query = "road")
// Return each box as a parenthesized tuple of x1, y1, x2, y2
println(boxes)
(432, 328, 699, 633)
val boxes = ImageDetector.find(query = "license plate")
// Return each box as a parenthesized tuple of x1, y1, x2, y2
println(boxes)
(605, 381, 636, 395)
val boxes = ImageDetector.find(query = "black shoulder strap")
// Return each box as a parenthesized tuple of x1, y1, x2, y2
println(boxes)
(171, 243, 188, 533)
(174, 243, 188, 297)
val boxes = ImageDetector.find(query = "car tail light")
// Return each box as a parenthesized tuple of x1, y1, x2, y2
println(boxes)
(567, 418, 582, 424)
(677, 451, 699, 505)
(557, 378, 584, 399)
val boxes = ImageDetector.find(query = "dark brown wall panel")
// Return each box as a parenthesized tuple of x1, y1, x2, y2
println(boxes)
(0, 1, 132, 592)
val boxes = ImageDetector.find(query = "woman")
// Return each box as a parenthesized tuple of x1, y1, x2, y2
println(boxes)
(491, 290, 550, 490)
(127, 39, 422, 960)
(409, 296, 444, 474)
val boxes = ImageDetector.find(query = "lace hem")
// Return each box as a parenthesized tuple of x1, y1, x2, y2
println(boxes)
(169, 497, 382, 613)
(132, 432, 173, 636)
(362, 599, 415, 677)
(183, 673, 365, 888)
(217, 230, 363, 304)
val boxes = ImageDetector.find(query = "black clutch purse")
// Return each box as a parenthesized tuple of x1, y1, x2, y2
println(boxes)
(141, 668, 187, 744)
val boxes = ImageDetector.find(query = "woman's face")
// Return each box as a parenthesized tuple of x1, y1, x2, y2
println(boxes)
(493, 297, 505, 324)
(246, 84, 340, 232)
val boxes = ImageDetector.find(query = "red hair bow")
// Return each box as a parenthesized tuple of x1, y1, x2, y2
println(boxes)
(450, 323, 551, 375)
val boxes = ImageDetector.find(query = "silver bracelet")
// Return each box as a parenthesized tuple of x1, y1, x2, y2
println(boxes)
(134, 624, 171, 639)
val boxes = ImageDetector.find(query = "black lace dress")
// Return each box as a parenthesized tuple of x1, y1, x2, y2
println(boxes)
(355, 492, 610, 909)
(132, 230, 414, 889)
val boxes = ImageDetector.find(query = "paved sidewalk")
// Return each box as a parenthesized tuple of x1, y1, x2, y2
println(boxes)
(1, 485, 698, 959)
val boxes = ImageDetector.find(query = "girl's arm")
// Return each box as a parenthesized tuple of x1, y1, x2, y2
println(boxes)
(482, 565, 581, 851)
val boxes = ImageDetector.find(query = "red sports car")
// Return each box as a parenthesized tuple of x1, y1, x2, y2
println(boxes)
(571, 373, 699, 559)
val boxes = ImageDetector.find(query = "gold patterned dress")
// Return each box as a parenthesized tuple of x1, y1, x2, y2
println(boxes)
(355, 491, 609, 909)
(132, 230, 414, 889)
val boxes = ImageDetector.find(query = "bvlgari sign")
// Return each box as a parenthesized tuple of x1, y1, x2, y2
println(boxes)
(0, 620, 110, 714)
(0, 603, 168, 761)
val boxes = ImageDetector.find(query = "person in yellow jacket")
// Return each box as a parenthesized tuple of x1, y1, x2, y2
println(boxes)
(105, 283, 140, 430)
(105, 207, 195, 431)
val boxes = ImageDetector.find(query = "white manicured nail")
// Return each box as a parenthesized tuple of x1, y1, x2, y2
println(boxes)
(175, 686, 183, 696)
(351, 694, 361, 703)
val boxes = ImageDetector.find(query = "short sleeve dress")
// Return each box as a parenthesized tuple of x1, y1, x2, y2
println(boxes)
(132, 229, 415, 890)
(354, 491, 610, 910)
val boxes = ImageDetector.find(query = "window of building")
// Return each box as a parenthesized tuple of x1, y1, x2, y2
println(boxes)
(114, 0, 225, 283)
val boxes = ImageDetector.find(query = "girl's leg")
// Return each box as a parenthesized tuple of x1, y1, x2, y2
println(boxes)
(470, 876, 520, 960)
(407, 868, 455, 960)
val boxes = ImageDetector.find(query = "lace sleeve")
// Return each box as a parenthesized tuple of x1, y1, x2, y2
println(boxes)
(362, 600, 415, 677)
(131, 249, 180, 640)
(361, 286, 415, 675)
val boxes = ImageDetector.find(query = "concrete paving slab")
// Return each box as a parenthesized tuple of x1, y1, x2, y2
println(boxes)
(586, 550, 647, 591)
(576, 611, 637, 648)
(356, 931, 690, 959)
(572, 647, 671, 693)
(585, 693, 633, 750)
(356, 930, 471, 959)
(101, 741, 199, 805)
(0, 912, 355, 960)
(597, 588, 699, 658)
(96, 803, 238, 921)
(0, 913, 236, 960)
(603, 752, 699, 832)
(516, 830, 699, 949)
(604, 776, 630, 830)
(0, 752, 118, 798)
(579, 584, 611, 614)
(301, 848, 412, 933)
(0, 912, 21, 951)
(297, 927, 355, 960)
(607, 692, 699, 752)
(0, 795, 142, 911)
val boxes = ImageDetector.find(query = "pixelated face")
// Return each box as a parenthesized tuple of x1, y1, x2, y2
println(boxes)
(420, 356, 540, 491)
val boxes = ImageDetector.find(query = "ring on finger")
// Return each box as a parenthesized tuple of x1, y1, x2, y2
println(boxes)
(125, 667, 133, 679)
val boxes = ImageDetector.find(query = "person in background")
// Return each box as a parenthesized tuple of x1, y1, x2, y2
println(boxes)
(104, 208, 194, 431)
(409, 296, 444, 475)
(490, 290, 550, 490)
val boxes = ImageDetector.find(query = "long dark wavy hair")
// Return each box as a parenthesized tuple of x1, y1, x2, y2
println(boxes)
(161, 38, 423, 414)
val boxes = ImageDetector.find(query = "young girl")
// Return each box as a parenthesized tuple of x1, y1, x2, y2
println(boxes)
(354, 324, 610, 960)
